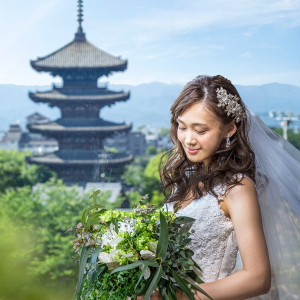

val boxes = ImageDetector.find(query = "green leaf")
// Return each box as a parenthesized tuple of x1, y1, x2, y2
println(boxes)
(171, 269, 195, 300)
(112, 218, 119, 234)
(174, 216, 195, 224)
(135, 271, 155, 297)
(182, 276, 213, 300)
(76, 245, 91, 299)
(81, 208, 87, 225)
(144, 264, 163, 300)
(185, 249, 194, 258)
(135, 259, 159, 289)
(158, 285, 169, 300)
(76, 273, 87, 300)
(110, 260, 144, 274)
(90, 248, 103, 269)
(167, 282, 177, 300)
(86, 265, 106, 296)
(86, 211, 105, 227)
(86, 204, 107, 212)
(89, 190, 101, 205)
(192, 259, 202, 272)
(186, 270, 204, 284)
(156, 211, 169, 260)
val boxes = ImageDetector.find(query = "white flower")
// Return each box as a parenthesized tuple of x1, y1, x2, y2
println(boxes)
(98, 249, 121, 270)
(139, 263, 151, 279)
(118, 220, 136, 235)
(100, 223, 118, 247)
(98, 252, 114, 264)
(122, 252, 134, 258)
(148, 242, 157, 253)
(110, 236, 123, 248)
(140, 250, 156, 260)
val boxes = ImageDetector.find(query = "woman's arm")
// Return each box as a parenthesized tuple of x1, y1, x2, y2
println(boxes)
(180, 177, 271, 300)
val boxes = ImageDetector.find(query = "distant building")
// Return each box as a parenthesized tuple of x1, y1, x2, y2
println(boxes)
(0, 114, 58, 154)
(138, 126, 173, 150)
(104, 131, 146, 156)
(0, 123, 22, 150)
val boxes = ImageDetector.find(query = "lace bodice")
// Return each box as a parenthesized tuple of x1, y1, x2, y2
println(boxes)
(163, 178, 241, 282)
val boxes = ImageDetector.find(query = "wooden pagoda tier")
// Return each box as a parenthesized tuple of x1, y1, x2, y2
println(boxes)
(27, 150, 133, 183)
(27, 118, 132, 149)
(29, 87, 130, 118)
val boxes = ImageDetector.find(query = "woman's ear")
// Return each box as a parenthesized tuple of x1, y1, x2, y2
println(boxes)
(228, 121, 237, 137)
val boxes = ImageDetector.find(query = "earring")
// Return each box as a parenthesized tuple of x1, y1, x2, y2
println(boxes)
(226, 133, 231, 148)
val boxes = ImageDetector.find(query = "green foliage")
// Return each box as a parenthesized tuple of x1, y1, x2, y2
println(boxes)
(0, 149, 55, 193)
(158, 127, 170, 138)
(0, 210, 74, 299)
(0, 178, 111, 285)
(104, 146, 119, 153)
(272, 128, 300, 150)
(146, 145, 158, 156)
(122, 154, 166, 207)
(144, 154, 164, 181)
(84, 268, 144, 300)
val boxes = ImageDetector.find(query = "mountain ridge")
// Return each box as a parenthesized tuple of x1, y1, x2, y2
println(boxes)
(0, 82, 299, 131)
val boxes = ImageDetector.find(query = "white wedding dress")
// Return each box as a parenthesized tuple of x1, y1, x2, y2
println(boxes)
(163, 175, 242, 283)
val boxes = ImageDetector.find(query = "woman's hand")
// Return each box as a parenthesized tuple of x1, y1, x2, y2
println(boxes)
(176, 290, 190, 300)
(128, 290, 162, 300)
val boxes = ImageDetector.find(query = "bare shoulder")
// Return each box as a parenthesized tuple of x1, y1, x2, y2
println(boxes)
(222, 176, 259, 221)
(225, 176, 257, 202)
(218, 176, 256, 220)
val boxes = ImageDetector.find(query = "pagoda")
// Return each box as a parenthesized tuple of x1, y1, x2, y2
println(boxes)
(27, 0, 133, 183)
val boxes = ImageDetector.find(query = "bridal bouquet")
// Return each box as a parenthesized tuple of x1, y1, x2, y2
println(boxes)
(71, 191, 212, 300)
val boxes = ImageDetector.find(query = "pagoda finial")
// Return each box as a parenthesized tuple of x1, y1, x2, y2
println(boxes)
(75, 0, 86, 41)
(77, 0, 83, 29)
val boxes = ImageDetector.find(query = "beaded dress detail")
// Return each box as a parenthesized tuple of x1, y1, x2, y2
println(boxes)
(163, 175, 246, 283)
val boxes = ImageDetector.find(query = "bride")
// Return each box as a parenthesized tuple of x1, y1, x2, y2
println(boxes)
(141, 75, 300, 299)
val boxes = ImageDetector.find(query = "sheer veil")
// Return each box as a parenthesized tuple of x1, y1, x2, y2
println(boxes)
(245, 106, 300, 299)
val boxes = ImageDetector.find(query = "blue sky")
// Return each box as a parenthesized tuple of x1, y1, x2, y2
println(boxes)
(0, 0, 299, 86)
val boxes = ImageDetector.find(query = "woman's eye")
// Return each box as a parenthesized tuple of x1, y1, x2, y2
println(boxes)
(178, 127, 186, 131)
(195, 130, 206, 135)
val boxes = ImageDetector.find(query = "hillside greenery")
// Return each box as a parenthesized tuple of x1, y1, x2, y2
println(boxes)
(272, 128, 300, 150)
(0, 150, 112, 299)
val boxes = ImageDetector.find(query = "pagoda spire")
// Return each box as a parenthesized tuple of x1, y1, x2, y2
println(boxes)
(75, 0, 86, 41)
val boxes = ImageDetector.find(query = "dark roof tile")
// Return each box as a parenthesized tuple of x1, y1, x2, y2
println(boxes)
(31, 38, 127, 71)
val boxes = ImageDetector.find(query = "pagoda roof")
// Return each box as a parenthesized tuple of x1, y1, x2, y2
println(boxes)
(27, 150, 133, 166)
(29, 88, 130, 103)
(28, 119, 132, 134)
(31, 35, 127, 72)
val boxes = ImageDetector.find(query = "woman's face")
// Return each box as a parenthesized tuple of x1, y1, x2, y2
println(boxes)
(177, 101, 227, 166)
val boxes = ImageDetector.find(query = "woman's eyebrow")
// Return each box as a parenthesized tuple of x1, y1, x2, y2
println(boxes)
(176, 118, 208, 127)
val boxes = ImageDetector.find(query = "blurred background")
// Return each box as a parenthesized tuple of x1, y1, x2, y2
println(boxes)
(0, 0, 299, 299)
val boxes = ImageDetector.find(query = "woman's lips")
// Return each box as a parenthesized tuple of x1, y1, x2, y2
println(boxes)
(186, 147, 200, 154)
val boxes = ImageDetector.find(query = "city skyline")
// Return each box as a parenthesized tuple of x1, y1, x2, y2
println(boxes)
(0, 0, 299, 87)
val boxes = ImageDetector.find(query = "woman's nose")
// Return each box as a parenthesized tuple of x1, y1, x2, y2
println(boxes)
(185, 131, 196, 145)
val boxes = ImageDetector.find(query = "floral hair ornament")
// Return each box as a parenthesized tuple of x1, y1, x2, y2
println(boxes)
(216, 87, 246, 123)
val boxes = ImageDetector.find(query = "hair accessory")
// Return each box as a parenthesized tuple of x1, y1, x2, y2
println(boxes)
(216, 87, 246, 122)
(226, 133, 231, 148)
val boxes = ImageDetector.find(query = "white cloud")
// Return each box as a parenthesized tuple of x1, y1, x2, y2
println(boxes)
(130, 0, 300, 43)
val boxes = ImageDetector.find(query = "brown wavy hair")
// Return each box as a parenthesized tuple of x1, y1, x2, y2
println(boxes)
(160, 75, 256, 205)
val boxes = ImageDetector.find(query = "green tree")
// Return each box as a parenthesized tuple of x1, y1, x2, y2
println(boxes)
(158, 127, 170, 138)
(271, 128, 300, 150)
(0, 178, 111, 285)
(0, 150, 55, 193)
(122, 153, 167, 207)
(146, 145, 158, 156)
